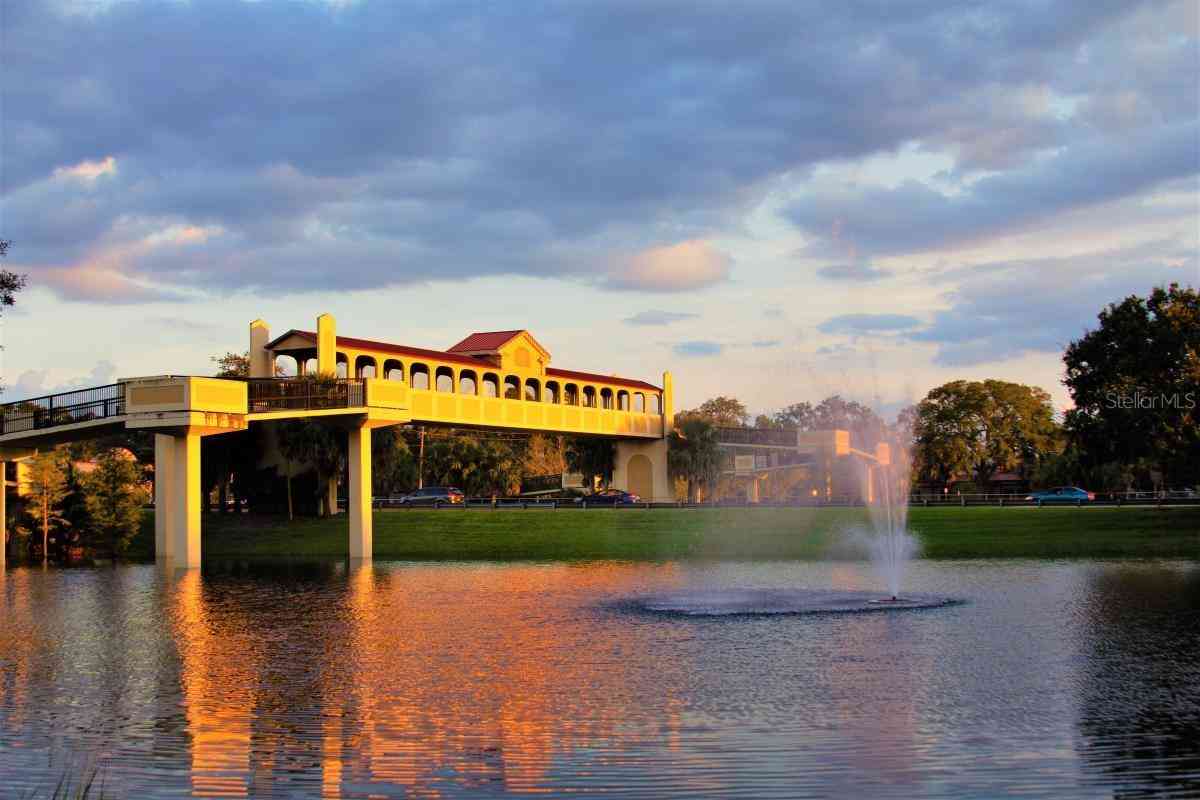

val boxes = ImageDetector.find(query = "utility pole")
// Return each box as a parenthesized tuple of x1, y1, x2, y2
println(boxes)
(417, 426, 426, 489)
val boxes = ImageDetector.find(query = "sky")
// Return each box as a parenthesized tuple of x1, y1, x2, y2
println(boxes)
(2, 0, 1197, 419)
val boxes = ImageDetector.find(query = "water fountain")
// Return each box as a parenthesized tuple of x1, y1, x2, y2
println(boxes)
(631, 419, 955, 617)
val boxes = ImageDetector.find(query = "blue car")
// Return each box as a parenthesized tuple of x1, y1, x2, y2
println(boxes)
(1026, 486, 1094, 504)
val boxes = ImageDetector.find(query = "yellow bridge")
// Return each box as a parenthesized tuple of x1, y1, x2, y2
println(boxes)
(0, 314, 674, 568)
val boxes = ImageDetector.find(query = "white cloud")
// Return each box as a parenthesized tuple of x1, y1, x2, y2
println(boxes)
(606, 240, 732, 292)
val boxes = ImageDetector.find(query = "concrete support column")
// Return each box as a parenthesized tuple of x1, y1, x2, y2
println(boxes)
(1, 462, 7, 570)
(171, 433, 203, 568)
(154, 435, 175, 561)
(613, 438, 672, 503)
(348, 424, 372, 560)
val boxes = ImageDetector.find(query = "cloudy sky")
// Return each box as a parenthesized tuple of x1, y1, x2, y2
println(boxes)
(2, 0, 1197, 417)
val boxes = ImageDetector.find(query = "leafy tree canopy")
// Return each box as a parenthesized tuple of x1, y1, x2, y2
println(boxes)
(1063, 283, 1199, 487)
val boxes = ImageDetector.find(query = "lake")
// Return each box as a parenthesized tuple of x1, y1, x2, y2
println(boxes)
(1, 558, 1198, 798)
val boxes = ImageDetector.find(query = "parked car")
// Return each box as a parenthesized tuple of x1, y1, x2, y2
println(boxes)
(578, 488, 641, 505)
(1026, 486, 1095, 504)
(398, 486, 465, 505)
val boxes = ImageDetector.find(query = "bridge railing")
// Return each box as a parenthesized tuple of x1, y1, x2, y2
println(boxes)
(245, 378, 365, 413)
(0, 383, 126, 435)
(715, 427, 798, 446)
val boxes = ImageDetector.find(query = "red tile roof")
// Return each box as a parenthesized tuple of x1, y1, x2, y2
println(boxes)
(546, 367, 660, 392)
(446, 330, 525, 353)
(265, 329, 662, 391)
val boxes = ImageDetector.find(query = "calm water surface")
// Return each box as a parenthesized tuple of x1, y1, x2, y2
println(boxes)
(1, 558, 1198, 798)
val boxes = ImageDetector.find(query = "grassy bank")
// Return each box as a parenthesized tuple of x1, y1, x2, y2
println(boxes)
(150, 506, 1200, 561)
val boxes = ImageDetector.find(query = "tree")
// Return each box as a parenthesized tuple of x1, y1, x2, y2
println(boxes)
(911, 380, 1060, 491)
(23, 450, 70, 562)
(82, 449, 148, 557)
(277, 419, 345, 517)
(371, 427, 418, 496)
(668, 414, 722, 502)
(770, 402, 816, 430)
(1, 239, 26, 396)
(424, 431, 527, 496)
(212, 351, 251, 377)
(1063, 283, 1199, 489)
(565, 437, 614, 490)
(686, 396, 749, 427)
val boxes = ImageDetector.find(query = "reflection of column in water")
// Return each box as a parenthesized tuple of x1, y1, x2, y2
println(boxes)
(323, 562, 689, 795)
(170, 569, 256, 798)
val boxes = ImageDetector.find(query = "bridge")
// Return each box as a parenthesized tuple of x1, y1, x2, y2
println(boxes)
(0, 314, 674, 568)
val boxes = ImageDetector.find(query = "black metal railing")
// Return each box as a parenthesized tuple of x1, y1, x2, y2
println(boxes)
(245, 378, 365, 413)
(0, 383, 126, 435)
(715, 426, 799, 446)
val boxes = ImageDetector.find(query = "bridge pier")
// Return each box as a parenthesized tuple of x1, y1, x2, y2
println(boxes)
(1, 461, 6, 570)
(347, 422, 372, 560)
(154, 435, 174, 561)
(613, 439, 672, 503)
(170, 433, 204, 568)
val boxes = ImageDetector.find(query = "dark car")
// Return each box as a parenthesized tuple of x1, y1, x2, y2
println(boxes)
(1026, 486, 1094, 504)
(399, 486, 465, 505)
(579, 488, 641, 505)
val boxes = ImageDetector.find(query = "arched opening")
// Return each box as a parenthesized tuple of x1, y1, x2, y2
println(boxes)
(544, 381, 559, 404)
(302, 357, 317, 376)
(503, 376, 521, 399)
(435, 366, 455, 393)
(582, 386, 596, 408)
(600, 388, 614, 409)
(411, 363, 430, 390)
(335, 352, 349, 379)
(355, 354, 377, 379)
(274, 355, 297, 377)
(628, 454, 653, 500)
(482, 373, 500, 398)
(383, 359, 404, 381)
(524, 379, 540, 402)
(617, 390, 630, 411)
(633, 393, 645, 412)
(649, 394, 661, 414)
(564, 383, 578, 405)
(459, 370, 478, 395)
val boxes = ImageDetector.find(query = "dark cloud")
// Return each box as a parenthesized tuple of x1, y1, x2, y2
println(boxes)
(788, 120, 1199, 258)
(910, 241, 1198, 366)
(673, 341, 724, 358)
(818, 314, 922, 335)
(1, 0, 1192, 301)
(817, 263, 893, 281)
(623, 310, 700, 326)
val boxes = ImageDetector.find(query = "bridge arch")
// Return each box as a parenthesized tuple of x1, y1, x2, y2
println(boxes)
(503, 376, 520, 399)
(435, 366, 455, 393)
(383, 359, 404, 381)
(649, 394, 661, 414)
(633, 393, 645, 412)
(582, 386, 596, 408)
(411, 363, 430, 390)
(564, 383, 578, 405)
(544, 381, 559, 404)
(459, 369, 477, 395)
(482, 373, 499, 397)
(617, 390, 629, 411)
(335, 352, 349, 379)
(355, 354, 377, 378)
(600, 387, 613, 409)
(627, 453, 653, 500)
(524, 378, 540, 401)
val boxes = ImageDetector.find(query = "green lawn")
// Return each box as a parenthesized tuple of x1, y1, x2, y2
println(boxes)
(133, 506, 1200, 561)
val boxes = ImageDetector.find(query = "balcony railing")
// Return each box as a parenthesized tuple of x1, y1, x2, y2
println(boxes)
(245, 378, 365, 413)
(0, 383, 126, 435)
(715, 426, 799, 446)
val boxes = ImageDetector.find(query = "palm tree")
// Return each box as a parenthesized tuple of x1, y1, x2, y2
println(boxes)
(668, 415, 722, 503)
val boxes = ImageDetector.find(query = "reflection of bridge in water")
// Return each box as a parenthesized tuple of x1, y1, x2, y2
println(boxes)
(0, 314, 674, 567)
